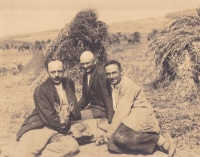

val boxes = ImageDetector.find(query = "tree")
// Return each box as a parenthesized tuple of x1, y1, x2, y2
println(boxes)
(117, 32, 122, 37)
(123, 35, 128, 41)
(4, 44, 10, 50)
(147, 29, 158, 41)
(18, 43, 30, 52)
(132, 31, 141, 43)
(41, 40, 45, 47)
(109, 34, 120, 44)
(127, 38, 135, 45)
(32, 40, 43, 50)
(10, 44, 14, 49)
(46, 39, 51, 44)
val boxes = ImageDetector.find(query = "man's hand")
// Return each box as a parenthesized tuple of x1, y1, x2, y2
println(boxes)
(70, 125, 95, 139)
(96, 134, 109, 146)
(69, 125, 82, 139)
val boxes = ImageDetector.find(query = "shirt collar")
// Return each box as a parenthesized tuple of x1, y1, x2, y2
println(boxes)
(111, 83, 119, 89)
(55, 82, 63, 89)
(111, 76, 124, 89)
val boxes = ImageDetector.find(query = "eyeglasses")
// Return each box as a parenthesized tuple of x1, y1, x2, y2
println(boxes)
(49, 70, 64, 75)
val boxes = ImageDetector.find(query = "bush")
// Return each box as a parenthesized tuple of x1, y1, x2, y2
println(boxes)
(132, 31, 141, 43)
(32, 41, 43, 51)
(147, 29, 158, 41)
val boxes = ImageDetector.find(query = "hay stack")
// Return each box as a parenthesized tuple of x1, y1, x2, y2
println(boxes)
(148, 9, 200, 98)
(45, 9, 110, 70)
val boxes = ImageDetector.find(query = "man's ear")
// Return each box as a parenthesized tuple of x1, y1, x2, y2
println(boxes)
(63, 65, 67, 73)
(120, 68, 124, 75)
(63, 64, 67, 70)
(94, 58, 98, 65)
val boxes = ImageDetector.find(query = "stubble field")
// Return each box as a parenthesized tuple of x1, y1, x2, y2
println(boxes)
(0, 33, 200, 157)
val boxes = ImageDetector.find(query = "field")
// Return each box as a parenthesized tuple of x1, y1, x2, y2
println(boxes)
(0, 19, 200, 157)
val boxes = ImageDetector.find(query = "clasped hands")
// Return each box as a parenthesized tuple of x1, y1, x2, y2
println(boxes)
(69, 123, 110, 146)
(95, 134, 109, 146)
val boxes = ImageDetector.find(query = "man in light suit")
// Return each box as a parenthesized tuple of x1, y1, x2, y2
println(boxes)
(78, 51, 114, 124)
(103, 60, 176, 157)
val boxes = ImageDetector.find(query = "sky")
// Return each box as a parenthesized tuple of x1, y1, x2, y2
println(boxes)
(0, 0, 200, 37)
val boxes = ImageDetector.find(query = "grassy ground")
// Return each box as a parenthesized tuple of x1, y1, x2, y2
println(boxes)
(0, 35, 200, 157)
(0, 49, 32, 69)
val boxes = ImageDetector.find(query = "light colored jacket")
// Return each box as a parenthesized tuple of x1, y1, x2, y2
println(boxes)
(107, 76, 160, 138)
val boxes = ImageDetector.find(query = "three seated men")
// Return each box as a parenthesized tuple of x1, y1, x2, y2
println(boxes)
(0, 51, 175, 157)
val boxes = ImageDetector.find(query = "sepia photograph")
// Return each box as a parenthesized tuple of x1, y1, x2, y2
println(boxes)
(0, 0, 200, 156)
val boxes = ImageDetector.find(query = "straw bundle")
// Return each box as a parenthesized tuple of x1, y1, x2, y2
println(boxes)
(44, 9, 110, 69)
(148, 9, 200, 97)
(148, 9, 200, 82)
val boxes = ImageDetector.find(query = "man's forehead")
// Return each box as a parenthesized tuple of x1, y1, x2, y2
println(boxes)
(48, 60, 64, 70)
(105, 64, 119, 71)
(80, 56, 94, 63)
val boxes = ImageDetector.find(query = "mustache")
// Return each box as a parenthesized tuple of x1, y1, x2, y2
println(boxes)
(54, 77, 61, 80)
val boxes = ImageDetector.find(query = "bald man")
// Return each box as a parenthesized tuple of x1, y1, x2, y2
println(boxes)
(78, 51, 114, 124)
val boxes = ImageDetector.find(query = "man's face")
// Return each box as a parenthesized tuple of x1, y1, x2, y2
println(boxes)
(105, 64, 122, 85)
(80, 58, 96, 74)
(47, 60, 65, 85)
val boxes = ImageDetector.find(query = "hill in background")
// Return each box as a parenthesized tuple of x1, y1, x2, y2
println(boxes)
(0, 16, 167, 44)
(0, 8, 198, 43)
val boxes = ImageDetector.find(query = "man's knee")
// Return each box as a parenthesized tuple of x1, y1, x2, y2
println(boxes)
(107, 136, 116, 152)
(107, 136, 123, 154)
(70, 139, 79, 154)
(62, 136, 79, 154)
(113, 130, 128, 146)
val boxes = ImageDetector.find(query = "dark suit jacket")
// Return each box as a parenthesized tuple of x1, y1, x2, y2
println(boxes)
(78, 66, 114, 123)
(16, 77, 81, 141)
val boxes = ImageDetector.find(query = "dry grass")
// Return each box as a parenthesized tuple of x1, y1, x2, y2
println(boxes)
(45, 9, 110, 72)
(0, 35, 200, 157)
(0, 49, 32, 69)
(1, 14, 200, 156)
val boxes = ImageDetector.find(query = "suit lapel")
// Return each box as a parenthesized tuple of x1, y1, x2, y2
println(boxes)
(83, 73, 88, 91)
(87, 66, 98, 94)
(107, 80, 112, 97)
(47, 78, 60, 105)
(63, 78, 73, 105)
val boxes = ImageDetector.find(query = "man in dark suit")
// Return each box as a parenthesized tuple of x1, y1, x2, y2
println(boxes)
(1, 59, 81, 157)
(78, 51, 114, 124)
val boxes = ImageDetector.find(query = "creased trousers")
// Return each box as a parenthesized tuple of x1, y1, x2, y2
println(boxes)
(108, 123, 159, 154)
(1, 127, 79, 157)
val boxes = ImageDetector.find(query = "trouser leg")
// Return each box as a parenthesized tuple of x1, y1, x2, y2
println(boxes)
(41, 133, 79, 157)
(1, 127, 56, 157)
(107, 135, 127, 154)
(80, 109, 94, 120)
(90, 108, 107, 119)
(80, 108, 107, 120)
(108, 123, 159, 154)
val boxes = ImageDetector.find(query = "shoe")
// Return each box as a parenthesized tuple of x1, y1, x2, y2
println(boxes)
(161, 131, 176, 157)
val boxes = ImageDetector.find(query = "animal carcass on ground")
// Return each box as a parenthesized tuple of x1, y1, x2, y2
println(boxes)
(70, 118, 109, 145)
